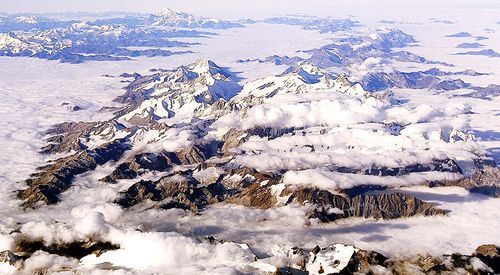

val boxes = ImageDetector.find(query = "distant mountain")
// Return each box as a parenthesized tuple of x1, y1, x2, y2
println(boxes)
(0, 14, 74, 32)
(148, 8, 243, 29)
(360, 67, 490, 92)
(360, 70, 471, 92)
(456, 42, 484, 48)
(457, 84, 500, 99)
(263, 16, 360, 33)
(0, 9, 248, 63)
(239, 28, 449, 69)
(445, 32, 488, 41)
(456, 49, 500, 58)
(0, 21, 208, 63)
(446, 31, 473, 37)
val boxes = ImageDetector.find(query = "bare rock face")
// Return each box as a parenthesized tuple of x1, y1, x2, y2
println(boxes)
(221, 126, 305, 156)
(40, 120, 130, 154)
(385, 252, 497, 274)
(16, 239, 119, 260)
(21, 118, 452, 221)
(431, 166, 500, 197)
(115, 170, 228, 210)
(353, 249, 388, 272)
(226, 182, 278, 209)
(100, 151, 180, 183)
(364, 158, 462, 176)
(476, 244, 499, 257)
(115, 166, 264, 210)
(285, 246, 309, 271)
(176, 145, 208, 165)
(466, 166, 500, 197)
(40, 121, 98, 154)
(0, 239, 120, 273)
(19, 140, 131, 208)
(115, 166, 278, 210)
(115, 165, 446, 222)
(277, 244, 385, 274)
(100, 144, 215, 183)
(474, 244, 500, 273)
(221, 128, 247, 155)
(349, 193, 447, 219)
(276, 187, 446, 221)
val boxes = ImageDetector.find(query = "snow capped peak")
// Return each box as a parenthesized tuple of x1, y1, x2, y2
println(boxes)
(0, 32, 42, 53)
(150, 8, 242, 29)
(157, 7, 191, 19)
(0, 32, 18, 40)
(296, 63, 324, 75)
(284, 62, 323, 74)
(171, 66, 198, 82)
(232, 64, 356, 101)
(0, 32, 20, 48)
(189, 59, 224, 75)
(280, 63, 328, 84)
(119, 62, 241, 123)
(192, 59, 217, 68)
(367, 28, 416, 48)
(158, 7, 176, 16)
(72, 21, 91, 30)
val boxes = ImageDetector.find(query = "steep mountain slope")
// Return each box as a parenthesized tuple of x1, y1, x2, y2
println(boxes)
(1, 9, 500, 272)
(118, 59, 242, 124)
(18, 61, 496, 215)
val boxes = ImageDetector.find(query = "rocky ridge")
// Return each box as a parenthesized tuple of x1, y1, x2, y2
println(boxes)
(273, 243, 500, 275)
(17, 60, 497, 230)
(1, 241, 498, 274)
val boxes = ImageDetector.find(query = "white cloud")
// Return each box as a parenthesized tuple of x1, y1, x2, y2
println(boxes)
(282, 169, 462, 191)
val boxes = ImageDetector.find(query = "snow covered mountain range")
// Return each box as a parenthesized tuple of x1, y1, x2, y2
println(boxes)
(1, 6, 500, 275)
(9, 57, 498, 274)
(0, 8, 242, 63)
(20, 59, 495, 211)
(148, 8, 243, 28)
(1, 9, 497, 98)
(0, 20, 207, 63)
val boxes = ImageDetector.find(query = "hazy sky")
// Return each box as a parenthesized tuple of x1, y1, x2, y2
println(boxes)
(2, 0, 500, 20)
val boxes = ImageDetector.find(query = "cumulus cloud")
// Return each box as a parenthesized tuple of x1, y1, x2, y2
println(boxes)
(347, 57, 393, 81)
(241, 96, 384, 129)
(0, 234, 16, 252)
(282, 169, 463, 191)
(21, 251, 78, 274)
(81, 229, 258, 273)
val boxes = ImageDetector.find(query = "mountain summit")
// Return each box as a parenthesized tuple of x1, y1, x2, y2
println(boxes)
(149, 8, 243, 29)
(118, 59, 241, 124)
(157, 8, 191, 19)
